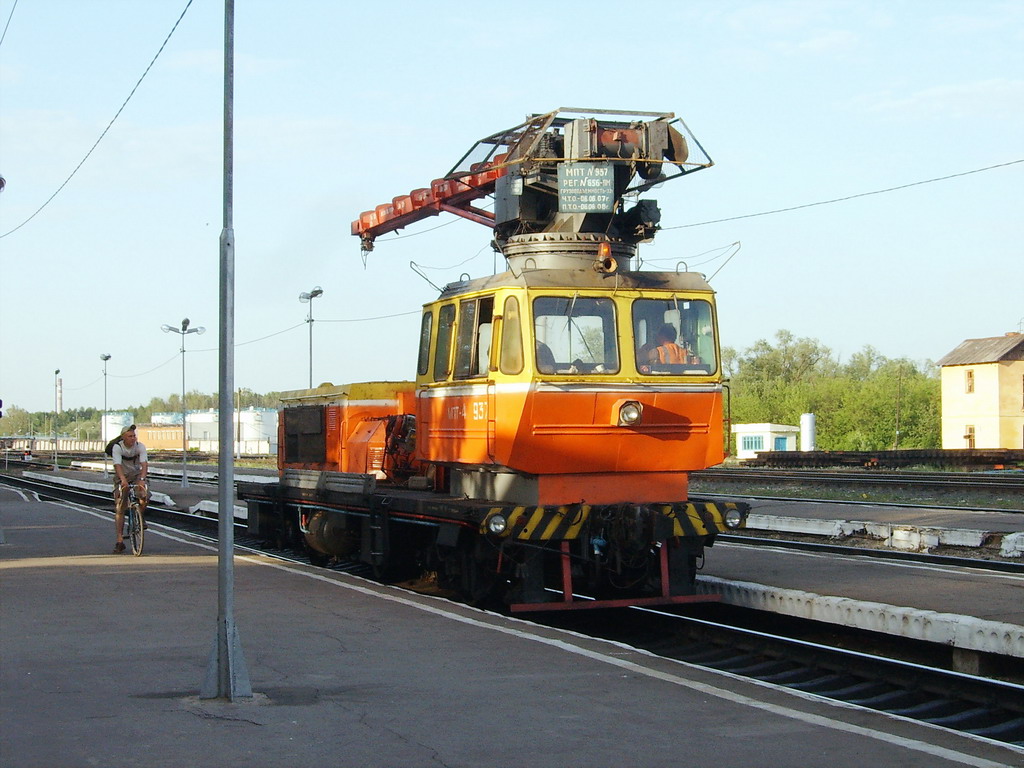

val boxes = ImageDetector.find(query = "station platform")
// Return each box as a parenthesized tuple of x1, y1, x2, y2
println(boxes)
(2, 485, 1022, 768)
(11, 467, 1024, 659)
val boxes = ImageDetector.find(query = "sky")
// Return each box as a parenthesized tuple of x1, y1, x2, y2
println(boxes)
(1, 0, 1022, 415)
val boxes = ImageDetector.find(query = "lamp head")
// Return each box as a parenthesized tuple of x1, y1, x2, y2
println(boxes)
(181, 318, 190, 332)
(100, 354, 111, 361)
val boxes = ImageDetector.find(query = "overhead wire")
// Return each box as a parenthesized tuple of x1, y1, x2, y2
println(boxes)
(46, 306, 424, 401)
(662, 159, 1024, 231)
(641, 241, 740, 268)
(319, 310, 421, 323)
(109, 352, 181, 379)
(0, 0, 18, 49)
(0, 0, 195, 239)
(365, 157, 1022, 277)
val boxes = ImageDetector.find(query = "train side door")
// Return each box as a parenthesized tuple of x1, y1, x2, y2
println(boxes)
(452, 295, 495, 463)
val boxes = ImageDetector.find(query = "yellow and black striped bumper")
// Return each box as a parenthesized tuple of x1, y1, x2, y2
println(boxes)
(659, 501, 749, 537)
(480, 500, 748, 541)
(481, 505, 590, 540)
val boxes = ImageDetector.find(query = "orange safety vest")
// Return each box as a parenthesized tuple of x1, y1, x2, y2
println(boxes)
(656, 343, 688, 364)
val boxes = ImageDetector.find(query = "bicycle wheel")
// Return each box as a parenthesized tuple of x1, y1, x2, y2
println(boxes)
(129, 504, 145, 556)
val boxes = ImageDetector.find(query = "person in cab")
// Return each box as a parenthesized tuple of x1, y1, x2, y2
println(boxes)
(649, 324, 700, 365)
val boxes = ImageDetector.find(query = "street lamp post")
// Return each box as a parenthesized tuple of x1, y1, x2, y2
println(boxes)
(161, 318, 205, 487)
(100, 354, 111, 476)
(298, 286, 323, 388)
(53, 369, 60, 470)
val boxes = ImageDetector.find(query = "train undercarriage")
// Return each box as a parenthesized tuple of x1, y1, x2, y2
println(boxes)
(239, 470, 747, 611)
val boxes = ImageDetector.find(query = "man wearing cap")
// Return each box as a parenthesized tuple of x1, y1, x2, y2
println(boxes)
(111, 425, 148, 553)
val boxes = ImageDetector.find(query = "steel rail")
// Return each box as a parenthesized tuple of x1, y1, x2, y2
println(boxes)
(692, 489, 1023, 515)
(694, 468, 1024, 491)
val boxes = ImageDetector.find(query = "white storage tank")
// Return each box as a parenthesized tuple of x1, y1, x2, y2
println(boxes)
(800, 413, 817, 451)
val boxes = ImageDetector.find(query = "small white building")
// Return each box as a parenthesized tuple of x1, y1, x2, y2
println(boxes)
(731, 423, 800, 460)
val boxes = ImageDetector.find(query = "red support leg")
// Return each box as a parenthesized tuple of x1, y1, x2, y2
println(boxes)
(659, 542, 671, 598)
(560, 540, 574, 603)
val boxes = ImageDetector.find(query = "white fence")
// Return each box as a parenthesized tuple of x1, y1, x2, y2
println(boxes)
(2, 438, 274, 456)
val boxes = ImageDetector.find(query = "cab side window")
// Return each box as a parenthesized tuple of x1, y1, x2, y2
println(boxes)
(433, 304, 456, 381)
(499, 296, 524, 374)
(454, 296, 494, 379)
(417, 311, 433, 376)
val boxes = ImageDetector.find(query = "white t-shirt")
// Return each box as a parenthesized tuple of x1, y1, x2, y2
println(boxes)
(112, 441, 148, 481)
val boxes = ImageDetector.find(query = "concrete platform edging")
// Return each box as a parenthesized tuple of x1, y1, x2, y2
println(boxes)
(746, 513, 1008, 555)
(189, 499, 249, 518)
(73, 461, 278, 484)
(1001, 532, 1024, 558)
(697, 575, 1024, 658)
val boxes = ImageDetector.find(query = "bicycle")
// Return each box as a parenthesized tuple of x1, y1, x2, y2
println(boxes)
(124, 483, 145, 556)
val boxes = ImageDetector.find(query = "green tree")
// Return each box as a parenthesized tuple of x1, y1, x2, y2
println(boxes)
(725, 331, 940, 451)
(1, 405, 32, 435)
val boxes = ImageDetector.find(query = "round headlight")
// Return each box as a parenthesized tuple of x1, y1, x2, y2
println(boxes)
(724, 508, 743, 529)
(487, 514, 508, 535)
(618, 401, 643, 426)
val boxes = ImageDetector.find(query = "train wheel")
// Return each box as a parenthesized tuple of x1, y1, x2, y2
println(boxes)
(304, 543, 330, 567)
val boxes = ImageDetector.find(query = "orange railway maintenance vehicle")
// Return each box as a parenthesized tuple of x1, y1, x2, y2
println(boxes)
(238, 108, 749, 611)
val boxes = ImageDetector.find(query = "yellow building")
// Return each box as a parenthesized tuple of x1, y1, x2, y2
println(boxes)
(936, 333, 1024, 449)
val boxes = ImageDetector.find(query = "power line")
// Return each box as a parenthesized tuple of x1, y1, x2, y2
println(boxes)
(663, 159, 1024, 230)
(0, 0, 18, 49)
(109, 352, 180, 378)
(230, 322, 305, 347)
(0, 0, 195, 239)
(59, 313, 417, 395)
(320, 310, 422, 323)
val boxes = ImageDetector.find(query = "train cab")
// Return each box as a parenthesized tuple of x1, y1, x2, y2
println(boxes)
(413, 235, 727, 506)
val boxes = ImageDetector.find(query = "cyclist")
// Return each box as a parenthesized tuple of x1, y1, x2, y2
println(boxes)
(111, 425, 149, 553)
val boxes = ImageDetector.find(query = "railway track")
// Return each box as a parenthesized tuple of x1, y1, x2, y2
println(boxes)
(538, 606, 1024, 748)
(694, 467, 1024, 492)
(717, 533, 1024, 574)
(4, 472, 1023, 749)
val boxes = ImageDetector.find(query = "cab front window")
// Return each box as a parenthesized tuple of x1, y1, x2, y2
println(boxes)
(633, 298, 716, 375)
(532, 295, 619, 375)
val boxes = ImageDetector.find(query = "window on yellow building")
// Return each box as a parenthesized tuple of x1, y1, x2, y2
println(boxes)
(965, 369, 974, 394)
(964, 425, 975, 449)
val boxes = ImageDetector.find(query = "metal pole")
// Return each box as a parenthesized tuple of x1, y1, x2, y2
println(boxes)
(201, 0, 251, 701)
(308, 301, 314, 388)
(181, 335, 189, 488)
(53, 369, 60, 470)
(101, 355, 111, 477)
